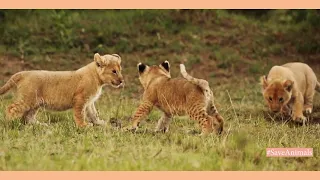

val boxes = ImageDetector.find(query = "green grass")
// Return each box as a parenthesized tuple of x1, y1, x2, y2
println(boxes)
(0, 82, 319, 170)
(0, 9, 320, 170)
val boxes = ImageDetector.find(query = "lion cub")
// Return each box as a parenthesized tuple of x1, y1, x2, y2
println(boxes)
(0, 53, 124, 127)
(260, 62, 320, 123)
(128, 61, 224, 135)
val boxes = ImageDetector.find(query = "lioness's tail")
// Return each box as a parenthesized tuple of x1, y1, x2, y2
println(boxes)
(179, 64, 209, 91)
(316, 81, 320, 93)
(0, 73, 22, 95)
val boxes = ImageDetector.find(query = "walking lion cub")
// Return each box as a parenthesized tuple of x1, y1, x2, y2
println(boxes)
(127, 61, 224, 135)
(0, 53, 124, 127)
(260, 62, 320, 123)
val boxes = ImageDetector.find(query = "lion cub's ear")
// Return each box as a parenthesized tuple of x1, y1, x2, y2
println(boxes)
(112, 54, 121, 64)
(137, 63, 147, 74)
(260, 75, 268, 89)
(283, 80, 294, 92)
(94, 53, 103, 67)
(160, 60, 170, 72)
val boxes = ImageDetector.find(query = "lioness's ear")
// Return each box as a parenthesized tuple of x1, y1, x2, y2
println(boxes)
(260, 75, 268, 89)
(94, 53, 103, 67)
(283, 80, 294, 92)
(160, 60, 170, 72)
(112, 54, 121, 64)
(137, 63, 147, 74)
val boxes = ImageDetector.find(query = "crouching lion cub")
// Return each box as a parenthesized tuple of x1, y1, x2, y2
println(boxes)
(0, 53, 124, 127)
(127, 61, 224, 135)
(260, 62, 320, 123)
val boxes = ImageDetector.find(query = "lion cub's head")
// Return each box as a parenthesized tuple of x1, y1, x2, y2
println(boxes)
(260, 75, 294, 113)
(94, 53, 124, 88)
(137, 61, 171, 89)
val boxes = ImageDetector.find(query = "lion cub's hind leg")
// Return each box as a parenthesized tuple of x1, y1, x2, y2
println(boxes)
(304, 87, 316, 115)
(85, 103, 105, 126)
(22, 108, 48, 126)
(155, 113, 172, 133)
(187, 105, 213, 135)
(6, 100, 31, 121)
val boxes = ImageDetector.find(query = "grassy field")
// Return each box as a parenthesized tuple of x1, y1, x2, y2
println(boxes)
(0, 10, 320, 170)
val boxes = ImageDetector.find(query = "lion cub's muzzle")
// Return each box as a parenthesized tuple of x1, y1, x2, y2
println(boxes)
(111, 79, 125, 88)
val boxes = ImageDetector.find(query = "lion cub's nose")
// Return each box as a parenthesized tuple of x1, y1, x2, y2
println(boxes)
(119, 80, 125, 87)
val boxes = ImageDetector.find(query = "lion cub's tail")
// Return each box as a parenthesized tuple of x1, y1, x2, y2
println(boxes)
(316, 81, 320, 93)
(0, 73, 22, 95)
(180, 64, 218, 115)
(179, 64, 209, 91)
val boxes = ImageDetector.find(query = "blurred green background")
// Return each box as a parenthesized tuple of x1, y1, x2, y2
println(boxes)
(0, 10, 319, 74)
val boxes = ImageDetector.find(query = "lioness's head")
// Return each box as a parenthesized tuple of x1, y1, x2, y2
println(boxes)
(137, 61, 171, 89)
(94, 53, 124, 88)
(260, 75, 293, 113)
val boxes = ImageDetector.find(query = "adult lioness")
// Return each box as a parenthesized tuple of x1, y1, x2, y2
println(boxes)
(260, 62, 320, 123)
(0, 53, 124, 127)
(127, 61, 224, 135)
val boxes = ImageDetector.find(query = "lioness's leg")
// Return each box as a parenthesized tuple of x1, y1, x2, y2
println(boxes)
(292, 93, 306, 123)
(85, 103, 105, 125)
(130, 101, 153, 130)
(155, 113, 172, 132)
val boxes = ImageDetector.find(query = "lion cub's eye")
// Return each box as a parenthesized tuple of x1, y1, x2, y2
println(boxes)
(269, 97, 272, 102)
(112, 70, 117, 74)
(279, 97, 284, 103)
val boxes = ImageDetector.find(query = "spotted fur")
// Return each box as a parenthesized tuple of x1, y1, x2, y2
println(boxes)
(128, 61, 224, 135)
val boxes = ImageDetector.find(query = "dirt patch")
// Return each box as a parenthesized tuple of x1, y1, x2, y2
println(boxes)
(0, 55, 31, 81)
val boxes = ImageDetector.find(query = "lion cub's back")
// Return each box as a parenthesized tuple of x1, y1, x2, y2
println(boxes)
(17, 70, 81, 107)
(282, 62, 318, 81)
(157, 78, 205, 103)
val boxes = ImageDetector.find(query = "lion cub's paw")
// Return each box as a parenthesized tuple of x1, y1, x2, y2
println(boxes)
(76, 122, 89, 128)
(292, 115, 306, 124)
(122, 126, 138, 133)
(33, 121, 49, 127)
(305, 107, 312, 115)
(94, 120, 106, 126)
(154, 127, 169, 133)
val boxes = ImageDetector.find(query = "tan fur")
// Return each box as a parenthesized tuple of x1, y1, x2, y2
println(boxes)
(128, 61, 224, 135)
(180, 64, 218, 115)
(260, 62, 320, 123)
(0, 53, 124, 127)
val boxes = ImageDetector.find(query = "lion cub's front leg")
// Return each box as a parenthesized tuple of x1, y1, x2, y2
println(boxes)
(85, 103, 105, 126)
(73, 94, 88, 127)
(129, 101, 153, 131)
(292, 93, 306, 123)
